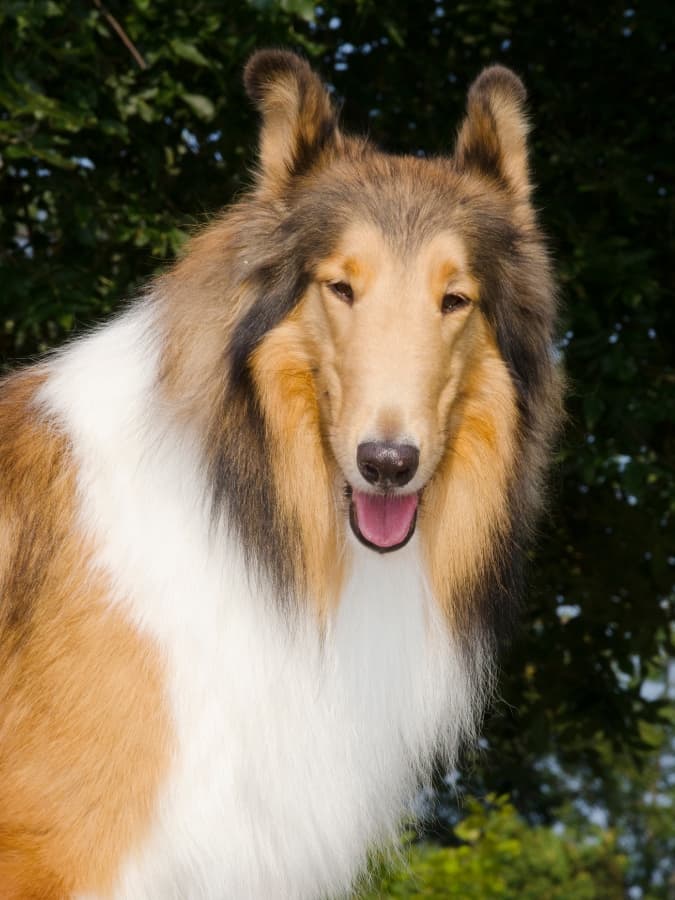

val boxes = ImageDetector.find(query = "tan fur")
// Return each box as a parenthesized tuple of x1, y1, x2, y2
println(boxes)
(307, 223, 482, 491)
(251, 310, 345, 613)
(157, 217, 249, 423)
(244, 51, 343, 195)
(420, 323, 518, 622)
(0, 373, 170, 897)
(243, 219, 519, 619)
(152, 191, 530, 623)
(256, 77, 310, 187)
(455, 64, 532, 216)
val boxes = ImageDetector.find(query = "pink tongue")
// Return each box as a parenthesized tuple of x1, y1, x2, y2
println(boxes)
(352, 491, 418, 549)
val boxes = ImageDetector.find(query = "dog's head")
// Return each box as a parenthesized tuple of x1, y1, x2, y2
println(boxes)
(240, 50, 555, 568)
(177, 48, 562, 622)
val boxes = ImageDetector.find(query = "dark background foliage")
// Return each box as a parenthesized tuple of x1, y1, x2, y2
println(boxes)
(1, 0, 673, 895)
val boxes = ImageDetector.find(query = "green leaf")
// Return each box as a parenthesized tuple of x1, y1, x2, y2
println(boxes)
(4, 142, 76, 169)
(170, 39, 210, 67)
(280, 0, 317, 21)
(181, 93, 215, 121)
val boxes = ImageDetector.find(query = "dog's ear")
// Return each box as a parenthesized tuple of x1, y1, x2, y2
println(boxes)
(455, 66, 531, 202)
(244, 49, 341, 192)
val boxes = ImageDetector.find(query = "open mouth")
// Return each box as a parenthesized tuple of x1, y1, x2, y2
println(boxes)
(348, 488, 419, 553)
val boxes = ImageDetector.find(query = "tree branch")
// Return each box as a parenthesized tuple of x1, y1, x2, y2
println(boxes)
(92, 0, 147, 70)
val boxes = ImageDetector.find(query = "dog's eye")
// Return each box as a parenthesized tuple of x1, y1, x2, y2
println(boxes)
(441, 292, 470, 314)
(328, 281, 354, 304)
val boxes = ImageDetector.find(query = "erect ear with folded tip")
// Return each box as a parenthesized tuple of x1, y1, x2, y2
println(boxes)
(455, 65, 532, 203)
(244, 49, 342, 193)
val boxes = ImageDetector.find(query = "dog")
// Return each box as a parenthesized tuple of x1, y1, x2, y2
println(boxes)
(0, 50, 561, 899)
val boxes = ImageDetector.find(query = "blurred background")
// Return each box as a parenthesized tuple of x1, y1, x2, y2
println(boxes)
(1, 1, 673, 896)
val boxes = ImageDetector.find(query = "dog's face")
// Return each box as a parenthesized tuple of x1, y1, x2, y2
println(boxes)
(307, 219, 481, 551)
(244, 51, 540, 558)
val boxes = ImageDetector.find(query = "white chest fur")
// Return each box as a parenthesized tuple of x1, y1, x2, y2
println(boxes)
(43, 309, 474, 900)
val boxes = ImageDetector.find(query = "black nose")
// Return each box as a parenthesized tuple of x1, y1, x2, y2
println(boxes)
(357, 441, 420, 488)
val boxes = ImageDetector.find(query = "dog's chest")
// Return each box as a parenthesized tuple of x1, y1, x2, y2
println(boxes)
(64, 405, 446, 896)
(104, 532, 445, 900)
(42, 318, 454, 898)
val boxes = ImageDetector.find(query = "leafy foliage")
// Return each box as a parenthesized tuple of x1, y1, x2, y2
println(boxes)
(361, 796, 626, 899)
(1, 0, 673, 896)
(0, 0, 300, 356)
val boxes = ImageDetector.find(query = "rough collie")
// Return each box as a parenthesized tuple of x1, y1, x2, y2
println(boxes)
(0, 50, 561, 898)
